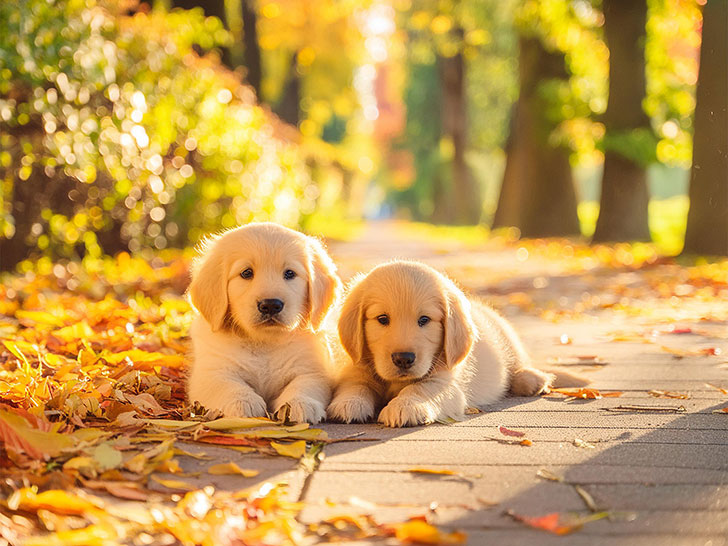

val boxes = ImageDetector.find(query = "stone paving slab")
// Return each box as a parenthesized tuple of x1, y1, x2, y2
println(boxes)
(295, 223, 728, 544)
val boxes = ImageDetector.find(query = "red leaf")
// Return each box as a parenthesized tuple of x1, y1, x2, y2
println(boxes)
(499, 426, 526, 438)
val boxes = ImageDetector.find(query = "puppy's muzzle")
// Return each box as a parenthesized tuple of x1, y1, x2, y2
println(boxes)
(257, 298, 284, 317)
(391, 351, 416, 370)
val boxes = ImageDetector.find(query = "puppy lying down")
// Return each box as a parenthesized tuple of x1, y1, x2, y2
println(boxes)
(186, 223, 340, 423)
(328, 261, 586, 427)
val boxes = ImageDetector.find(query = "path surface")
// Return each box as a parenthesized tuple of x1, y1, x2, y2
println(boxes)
(185, 222, 728, 545)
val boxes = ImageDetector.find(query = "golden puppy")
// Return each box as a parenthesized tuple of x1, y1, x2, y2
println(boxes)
(328, 261, 582, 427)
(187, 223, 340, 423)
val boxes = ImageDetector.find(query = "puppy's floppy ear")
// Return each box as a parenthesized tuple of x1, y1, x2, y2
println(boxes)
(188, 238, 229, 331)
(306, 237, 341, 331)
(442, 280, 476, 368)
(338, 280, 366, 364)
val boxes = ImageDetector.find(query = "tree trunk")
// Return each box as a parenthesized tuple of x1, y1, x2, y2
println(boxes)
(172, 0, 232, 68)
(438, 38, 481, 225)
(492, 36, 580, 237)
(275, 54, 301, 126)
(592, 0, 651, 242)
(683, 0, 728, 256)
(241, 0, 263, 98)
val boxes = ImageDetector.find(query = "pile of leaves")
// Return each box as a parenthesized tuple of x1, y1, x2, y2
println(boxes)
(0, 252, 465, 545)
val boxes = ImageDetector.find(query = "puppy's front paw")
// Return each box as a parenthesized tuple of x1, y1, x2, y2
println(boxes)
(327, 395, 375, 423)
(273, 396, 326, 424)
(378, 398, 434, 427)
(221, 394, 268, 418)
(509, 367, 555, 397)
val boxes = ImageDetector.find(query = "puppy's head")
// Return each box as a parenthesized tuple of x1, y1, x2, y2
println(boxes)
(188, 223, 340, 340)
(338, 261, 476, 382)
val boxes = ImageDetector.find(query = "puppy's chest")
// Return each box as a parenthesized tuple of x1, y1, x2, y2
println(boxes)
(235, 346, 297, 401)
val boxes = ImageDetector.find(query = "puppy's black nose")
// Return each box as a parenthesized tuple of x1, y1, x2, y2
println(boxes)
(391, 352, 416, 369)
(258, 298, 284, 316)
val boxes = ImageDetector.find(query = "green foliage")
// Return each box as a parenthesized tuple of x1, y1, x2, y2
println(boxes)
(0, 0, 315, 266)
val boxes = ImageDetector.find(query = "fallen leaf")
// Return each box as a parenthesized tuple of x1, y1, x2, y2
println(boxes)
(498, 425, 526, 437)
(550, 388, 622, 400)
(408, 467, 458, 476)
(520, 439, 533, 446)
(270, 440, 307, 459)
(536, 469, 563, 482)
(0, 408, 75, 459)
(506, 510, 609, 535)
(150, 475, 196, 491)
(705, 383, 728, 395)
(648, 389, 689, 399)
(393, 519, 467, 544)
(207, 462, 259, 477)
(573, 438, 596, 449)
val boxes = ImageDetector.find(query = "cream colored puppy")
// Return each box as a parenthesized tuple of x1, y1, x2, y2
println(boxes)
(187, 223, 340, 423)
(328, 261, 583, 427)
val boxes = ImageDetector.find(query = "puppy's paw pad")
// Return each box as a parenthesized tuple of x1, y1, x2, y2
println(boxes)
(327, 396, 375, 423)
(378, 399, 433, 428)
(274, 397, 326, 424)
(509, 368, 555, 397)
(221, 396, 268, 418)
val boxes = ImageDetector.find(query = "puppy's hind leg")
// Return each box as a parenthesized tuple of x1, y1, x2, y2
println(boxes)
(509, 367, 555, 397)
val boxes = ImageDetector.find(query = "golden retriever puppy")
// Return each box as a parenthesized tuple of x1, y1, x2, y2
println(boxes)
(328, 261, 582, 427)
(187, 223, 340, 423)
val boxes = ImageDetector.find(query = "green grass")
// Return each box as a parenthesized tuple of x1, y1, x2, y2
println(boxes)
(391, 197, 689, 256)
(578, 196, 688, 255)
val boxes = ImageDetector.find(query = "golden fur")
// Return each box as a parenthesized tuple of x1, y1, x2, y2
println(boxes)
(186, 222, 340, 423)
(328, 261, 584, 426)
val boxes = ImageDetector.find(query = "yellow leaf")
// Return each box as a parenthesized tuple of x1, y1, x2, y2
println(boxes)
(0, 409, 75, 459)
(204, 416, 275, 430)
(150, 475, 196, 491)
(143, 418, 200, 429)
(270, 440, 307, 459)
(92, 442, 123, 471)
(15, 310, 66, 327)
(207, 462, 259, 477)
(23, 523, 119, 546)
(63, 456, 95, 471)
(408, 467, 458, 476)
(8, 488, 101, 516)
(236, 427, 327, 441)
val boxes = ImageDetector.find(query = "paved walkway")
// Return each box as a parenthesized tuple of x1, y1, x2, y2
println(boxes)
(185, 222, 728, 545)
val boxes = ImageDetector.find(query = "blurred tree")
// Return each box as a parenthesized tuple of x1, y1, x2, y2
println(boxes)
(683, 0, 727, 255)
(172, 0, 233, 67)
(592, 0, 653, 242)
(391, 2, 491, 224)
(439, 26, 481, 224)
(0, 0, 314, 271)
(493, 36, 580, 236)
(241, 0, 263, 97)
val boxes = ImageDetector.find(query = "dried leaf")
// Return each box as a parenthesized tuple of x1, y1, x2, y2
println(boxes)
(506, 510, 609, 535)
(207, 462, 259, 477)
(648, 389, 689, 399)
(573, 438, 596, 449)
(150, 475, 196, 491)
(498, 425, 526, 437)
(270, 440, 307, 459)
(408, 467, 458, 476)
(0, 408, 75, 459)
(393, 519, 467, 544)
(536, 469, 563, 482)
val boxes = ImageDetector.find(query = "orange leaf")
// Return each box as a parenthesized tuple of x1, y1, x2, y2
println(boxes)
(0, 408, 74, 459)
(393, 519, 467, 544)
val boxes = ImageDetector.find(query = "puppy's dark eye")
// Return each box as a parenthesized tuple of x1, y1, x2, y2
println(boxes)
(418, 316, 431, 327)
(283, 269, 296, 280)
(376, 314, 390, 326)
(240, 268, 254, 279)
